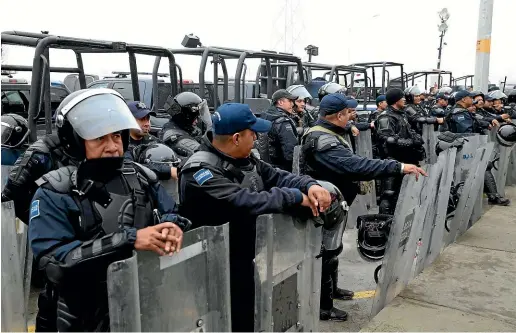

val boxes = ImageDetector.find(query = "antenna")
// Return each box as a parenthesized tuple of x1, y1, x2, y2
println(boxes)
(270, 0, 305, 53)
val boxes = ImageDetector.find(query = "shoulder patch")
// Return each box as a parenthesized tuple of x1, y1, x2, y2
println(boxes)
(193, 168, 214, 186)
(30, 200, 40, 221)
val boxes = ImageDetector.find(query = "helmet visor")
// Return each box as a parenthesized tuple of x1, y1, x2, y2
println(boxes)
(1, 122, 13, 145)
(66, 94, 140, 140)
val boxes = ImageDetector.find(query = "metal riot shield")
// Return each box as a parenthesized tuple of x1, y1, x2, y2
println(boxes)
(355, 129, 377, 209)
(486, 127, 515, 197)
(470, 135, 489, 224)
(254, 214, 322, 332)
(292, 145, 301, 175)
(446, 142, 495, 245)
(161, 179, 180, 203)
(507, 143, 516, 186)
(371, 161, 441, 317)
(414, 148, 457, 274)
(2, 165, 12, 189)
(108, 224, 231, 332)
(1, 202, 28, 332)
(422, 124, 439, 164)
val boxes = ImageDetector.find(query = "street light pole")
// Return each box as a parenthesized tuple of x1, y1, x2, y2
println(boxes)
(473, 0, 494, 93)
(436, 8, 450, 70)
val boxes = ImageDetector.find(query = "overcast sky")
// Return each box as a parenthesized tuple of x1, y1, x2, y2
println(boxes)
(1, 0, 514, 86)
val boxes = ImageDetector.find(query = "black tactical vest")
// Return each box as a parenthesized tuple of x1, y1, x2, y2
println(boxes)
(181, 151, 264, 192)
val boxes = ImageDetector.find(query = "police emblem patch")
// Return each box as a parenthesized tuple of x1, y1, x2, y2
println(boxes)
(193, 169, 214, 185)
(30, 200, 40, 221)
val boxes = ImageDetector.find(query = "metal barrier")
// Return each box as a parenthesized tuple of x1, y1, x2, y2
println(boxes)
(254, 214, 322, 332)
(422, 124, 439, 164)
(108, 223, 231, 332)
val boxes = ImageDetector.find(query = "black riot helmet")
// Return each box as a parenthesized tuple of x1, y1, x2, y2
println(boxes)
(318, 82, 345, 101)
(404, 86, 422, 104)
(136, 143, 181, 166)
(507, 89, 516, 104)
(1, 114, 30, 148)
(164, 91, 204, 128)
(356, 214, 393, 261)
(488, 85, 500, 92)
(496, 123, 516, 147)
(316, 180, 348, 251)
(55, 88, 140, 161)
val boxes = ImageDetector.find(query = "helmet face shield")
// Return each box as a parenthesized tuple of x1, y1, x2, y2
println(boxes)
(64, 93, 140, 140)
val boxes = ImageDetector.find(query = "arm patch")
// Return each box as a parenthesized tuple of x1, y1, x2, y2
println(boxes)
(193, 168, 214, 185)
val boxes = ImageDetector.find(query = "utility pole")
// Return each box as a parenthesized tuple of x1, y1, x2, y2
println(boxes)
(473, 0, 494, 93)
(436, 8, 450, 70)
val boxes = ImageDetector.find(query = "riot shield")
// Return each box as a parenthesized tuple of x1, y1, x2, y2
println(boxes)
(507, 144, 516, 186)
(1, 202, 28, 332)
(292, 145, 301, 175)
(254, 214, 322, 332)
(371, 161, 441, 317)
(422, 124, 439, 164)
(354, 130, 377, 209)
(485, 127, 515, 197)
(108, 223, 231, 332)
(446, 142, 495, 245)
(161, 179, 180, 203)
(2, 165, 12, 189)
(414, 148, 457, 274)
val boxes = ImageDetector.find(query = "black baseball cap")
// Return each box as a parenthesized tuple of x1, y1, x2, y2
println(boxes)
(272, 89, 298, 103)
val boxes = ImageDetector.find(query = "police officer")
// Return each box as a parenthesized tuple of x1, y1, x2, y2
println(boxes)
(124, 101, 179, 180)
(445, 90, 510, 206)
(179, 102, 332, 332)
(159, 91, 210, 159)
(446, 90, 490, 134)
(29, 88, 191, 331)
(1, 114, 30, 165)
(431, 93, 450, 118)
(301, 93, 426, 321)
(2, 124, 78, 223)
(506, 89, 516, 116)
(286, 84, 316, 128)
(471, 91, 504, 127)
(404, 86, 444, 134)
(489, 90, 513, 119)
(368, 95, 387, 124)
(261, 89, 300, 171)
(375, 88, 427, 215)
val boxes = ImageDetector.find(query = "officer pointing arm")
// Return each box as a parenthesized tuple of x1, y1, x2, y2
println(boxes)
(28, 89, 191, 332)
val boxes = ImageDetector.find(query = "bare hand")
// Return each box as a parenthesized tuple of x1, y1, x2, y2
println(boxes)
(135, 223, 182, 256)
(501, 113, 510, 120)
(506, 118, 513, 123)
(301, 193, 319, 217)
(402, 164, 428, 181)
(370, 121, 375, 129)
(308, 185, 332, 214)
(351, 126, 360, 137)
(437, 118, 444, 124)
(492, 119, 500, 127)
(171, 167, 178, 180)
(161, 223, 184, 254)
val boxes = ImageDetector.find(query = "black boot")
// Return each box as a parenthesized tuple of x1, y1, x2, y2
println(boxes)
(333, 288, 354, 301)
(331, 264, 354, 300)
(320, 307, 348, 321)
(484, 170, 511, 206)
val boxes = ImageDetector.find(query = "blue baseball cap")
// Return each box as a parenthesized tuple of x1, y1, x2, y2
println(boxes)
(454, 90, 474, 101)
(319, 93, 359, 115)
(127, 101, 155, 119)
(213, 103, 272, 135)
(375, 95, 387, 105)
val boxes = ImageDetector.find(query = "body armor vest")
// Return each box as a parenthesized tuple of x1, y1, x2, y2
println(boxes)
(182, 151, 264, 192)
(161, 123, 200, 158)
(37, 162, 155, 238)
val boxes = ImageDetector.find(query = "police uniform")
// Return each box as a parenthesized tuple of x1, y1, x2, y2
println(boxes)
(2, 133, 76, 223)
(259, 89, 300, 172)
(179, 103, 320, 332)
(301, 94, 404, 320)
(28, 88, 191, 331)
(375, 89, 425, 215)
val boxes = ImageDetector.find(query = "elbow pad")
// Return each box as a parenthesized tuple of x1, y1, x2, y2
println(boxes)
(39, 228, 136, 285)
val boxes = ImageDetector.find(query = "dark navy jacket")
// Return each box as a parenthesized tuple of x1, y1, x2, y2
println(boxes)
(29, 172, 178, 261)
(302, 118, 402, 204)
(447, 106, 489, 134)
